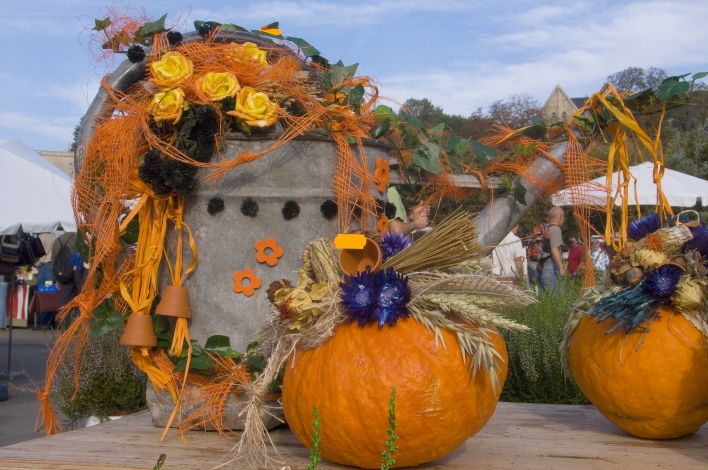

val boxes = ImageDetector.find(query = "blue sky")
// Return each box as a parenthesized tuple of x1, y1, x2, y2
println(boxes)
(2, 0, 707, 152)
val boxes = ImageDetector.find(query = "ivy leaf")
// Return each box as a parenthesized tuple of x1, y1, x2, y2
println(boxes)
(412, 142, 442, 174)
(404, 113, 422, 128)
(519, 124, 546, 140)
(659, 78, 690, 103)
(287, 36, 321, 57)
(90, 305, 124, 340)
(692, 72, 708, 81)
(139, 14, 168, 37)
(348, 83, 365, 106)
(120, 218, 139, 245)
(173, 355, 215, 372)
(329, 61, 358, 88)
(502, 174, 513, 191)
(374, 105, 394, 122)
(573, 114, 596, 132)
(92, 17, 112, 32)
(370, 118, 390, 139)
(470, 140, 496, 163)
(177, 339, 205, 358)
(246, 354, 266, 371)
(513, 183, 528, 205)
(220, 23, 248, 32)
(446, 136, 462, 154)
(204, 335, 230, 349)
(530, 117, 546, 127)
(448, 156, 462, 173)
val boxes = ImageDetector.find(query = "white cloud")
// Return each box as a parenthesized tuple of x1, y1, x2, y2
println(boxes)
(0, 112, 75, 143)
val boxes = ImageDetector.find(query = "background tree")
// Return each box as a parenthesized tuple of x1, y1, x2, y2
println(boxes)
(487, 93, 543, 129)
(398, 98, 465, 134)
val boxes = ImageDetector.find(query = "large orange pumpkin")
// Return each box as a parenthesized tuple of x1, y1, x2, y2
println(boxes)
(282, 316, 508, 468)
(568, 305, 708, 439)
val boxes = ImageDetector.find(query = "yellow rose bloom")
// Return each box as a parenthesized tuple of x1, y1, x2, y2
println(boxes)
(149, 88, 186, 124)
(196, 72, 241, 101)
(226, 41, 268, 65)
(227, 86, 278, 128)
(149, 52, 194, 87)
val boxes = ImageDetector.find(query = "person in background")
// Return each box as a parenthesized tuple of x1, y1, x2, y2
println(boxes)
(387, 186, 430, 236)
(539, 207, 566, 292)
(492, 225, 526, 283)
(590, 237, 610, 273)
(35, 233, 57, 327)
(566, 234, 584, 278)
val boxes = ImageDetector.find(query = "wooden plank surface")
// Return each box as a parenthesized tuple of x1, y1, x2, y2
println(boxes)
(1, 402, 707, 469)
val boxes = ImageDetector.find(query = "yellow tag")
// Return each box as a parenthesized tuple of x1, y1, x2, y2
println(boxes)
(334, 234, 366, 249)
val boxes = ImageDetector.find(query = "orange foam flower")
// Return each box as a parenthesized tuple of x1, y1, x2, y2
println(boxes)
(373, 158, 390, 193)
(255, 238, 284, 266)
(377, 215, 389, 233)
(233, 269, 262, 296)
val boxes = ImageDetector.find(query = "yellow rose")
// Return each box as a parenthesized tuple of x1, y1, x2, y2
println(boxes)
(227, 86, 278, 128)
(149, 52, 194, 87)
(226, 42, 268, 65)
(149, 88, 186, 124)
(196, 72, 241, 101)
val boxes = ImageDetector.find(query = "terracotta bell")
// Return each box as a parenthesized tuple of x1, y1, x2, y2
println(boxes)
(120, 314, 157, 347)
(338, 237, 383, 276)
(155, 285, 192, 319)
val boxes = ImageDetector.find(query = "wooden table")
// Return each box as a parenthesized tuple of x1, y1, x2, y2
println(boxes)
(0, 402, 706, 469)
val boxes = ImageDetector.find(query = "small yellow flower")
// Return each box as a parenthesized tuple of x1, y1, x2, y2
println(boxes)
(149, 88, 187, 124)
(630, 249, 666, 270)
(225, 42, 268, 65)
(227, 86, 278, 128)
(196, 72, 241, 101)
(149, 52, 194, 87)
(672, 277, 704, 310)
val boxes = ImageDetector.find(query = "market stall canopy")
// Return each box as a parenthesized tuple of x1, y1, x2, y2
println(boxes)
(0, 140, 76, 235)
(552, 162, 708, 208)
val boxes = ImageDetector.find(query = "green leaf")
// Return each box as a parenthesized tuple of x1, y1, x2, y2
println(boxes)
(194, 20, 222, 31)
(173, 354, 215, 372)
(530, 117, 546, 127)
(329, 62, 359, 88)
(246, 341, 260, 352)
(76, 229, 90, 262)
(513, 183, 528, 205)
(370, 118, 391, 139)
(412, 142, 442, 174)
(139, 14, 168, 37)
(246, 354, 266, 371)
(448, 156, 462, 173)
(177, 339, 205, 358)
(374, 105, 394, 122)
(519, 124, 546, 140)
(204, 335, 231, 349)
(402, 126, 419, 148)
(502, 174, 513, 191)
(92, 17, 112, 32)
(658, 79, 690, 103)
(348, 83, 365, 106)
(90, 305, 124, 340)
(220, 23, 248, 32)
(286, 36, 321, 57)
(692, 72, 708, 81)
(470, 140, 496, 163)
(404, 113, 422, 128)
(446, 136, 462, 154)
(573, 114, 596, 132)
(120, 218, 139, 245)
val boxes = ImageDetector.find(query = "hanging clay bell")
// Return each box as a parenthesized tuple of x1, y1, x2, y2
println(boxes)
(120, 314, 157, 347)
(338, 237, 383, 276)
(155, 285, 192, 319)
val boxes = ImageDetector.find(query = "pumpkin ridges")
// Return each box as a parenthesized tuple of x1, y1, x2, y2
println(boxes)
(569, 307, 708, 439)
(283, 316, 507, 468)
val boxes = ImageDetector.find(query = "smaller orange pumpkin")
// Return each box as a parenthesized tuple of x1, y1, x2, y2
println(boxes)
(373, 158, 390, 193)
(232, 269, 262, 296)
(568, 306, 708, 439)
(376, 214, 389, 233)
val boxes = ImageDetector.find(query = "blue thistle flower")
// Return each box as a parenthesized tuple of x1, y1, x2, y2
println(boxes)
(682, 223, 708, 258)
(373, 268, 411, 328)
(340, 270, 378, 326)
(644, 264, 682, 298)
(380, 232, 412, 260)
(627, 212, 661, 241)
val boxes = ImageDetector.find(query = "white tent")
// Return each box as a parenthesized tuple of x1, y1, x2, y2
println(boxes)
(552, 162, 708, 208)
(0, 140, 76, 235)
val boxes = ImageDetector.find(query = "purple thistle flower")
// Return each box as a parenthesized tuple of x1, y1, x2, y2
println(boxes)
(373, 268, 410, 328)
(627, 212, 661, 241)
(644, 264, 683, 298)
(340, 270, 377, 326)
(380, 232, 412, 260)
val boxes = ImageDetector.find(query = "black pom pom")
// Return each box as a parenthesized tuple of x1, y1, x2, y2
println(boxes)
(198, 23, 213, 37)
(320, 199, 338, 220)
(374, 198, 385, 215)
(352, 204, 362, 219)
(282, 200, 300, 220)
(166, 31, 183, 45)
(207, 197, 225, 215)
(126, 45, 145, 63)
(241, 197, 259, 218)
(221, 96, 236, 112)
(384, 202, 397, 219)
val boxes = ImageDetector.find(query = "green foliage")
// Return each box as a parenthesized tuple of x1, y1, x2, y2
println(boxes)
(381, 386, 399, 470)
(500, 277, 589, 404)
(153, 454, 167, 470)
(308, 406, 322, 470)
(51, 330, 148, 428)
(665, 119, 708, 182)
(90, 301, 124, 340)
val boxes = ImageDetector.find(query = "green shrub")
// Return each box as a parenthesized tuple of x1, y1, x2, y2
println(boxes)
(500, 277, 589, 404)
